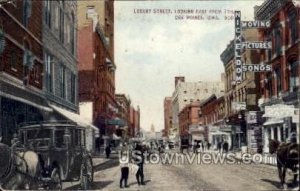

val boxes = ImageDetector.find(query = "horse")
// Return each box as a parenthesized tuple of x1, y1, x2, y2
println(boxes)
(0, 143, 40, 190)
(268, 139, 300, 189)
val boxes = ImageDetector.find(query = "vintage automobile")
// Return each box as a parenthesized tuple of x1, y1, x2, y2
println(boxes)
(15, 121, 94, 190)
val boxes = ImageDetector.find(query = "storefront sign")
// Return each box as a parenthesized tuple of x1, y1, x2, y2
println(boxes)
(234, 11, 242, 84)
(232, 101, 246, 111)
(242, 64, 271, 72)
(242, 41, 272, 49)
(241, 20, 271, 28)
(264, 104, 295, 118)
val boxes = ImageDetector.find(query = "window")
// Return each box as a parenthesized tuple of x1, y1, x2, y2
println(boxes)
(274, 27, 281, 56)
(10, 51, 17, 70)
(23, 47, 34, 85)
(266, 73, 273, 97)
(60, 65, 66, 98)
(45, 53, 54, 93)
(59, 1, 64, 42)
(23, 0, 32, 28)
(71, 12, 75, 55)
(289, 61, 299, 92)
(275, 67, 281, 96)
(289, 12, 297, 45)
(71, 73, 76, 104)
(55, 130, 65, 148)
(32, 64, 39, 83)
(266, 34, 272, 61)
(45, 0, 51, 28)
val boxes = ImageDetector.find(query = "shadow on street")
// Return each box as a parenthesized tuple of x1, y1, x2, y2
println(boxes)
(64, 180, 114, 190)
(260, 178, 299, 190)
(93, 157, 119, 172)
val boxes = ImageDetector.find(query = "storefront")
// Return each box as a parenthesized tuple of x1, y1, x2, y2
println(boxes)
(262, 104, 299, 153)
(209, 125, 232, 150)
(0, 80, 52, 145)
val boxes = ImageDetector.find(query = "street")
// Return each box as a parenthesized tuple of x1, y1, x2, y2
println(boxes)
(63, 151, 298, 191)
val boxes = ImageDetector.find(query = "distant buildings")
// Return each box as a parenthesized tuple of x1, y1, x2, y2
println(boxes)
(170, 76, 225, 142)
(163, 97, 172, 137)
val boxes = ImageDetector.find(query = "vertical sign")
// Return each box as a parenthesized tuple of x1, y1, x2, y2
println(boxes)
(234, 11, 242, 84)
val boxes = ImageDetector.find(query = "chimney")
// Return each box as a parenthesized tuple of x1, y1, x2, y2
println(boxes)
(175, 76, 185, 87)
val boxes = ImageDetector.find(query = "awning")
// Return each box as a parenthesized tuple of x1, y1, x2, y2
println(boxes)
(263, 118, 284, 126)
(49, 104, 99, 132)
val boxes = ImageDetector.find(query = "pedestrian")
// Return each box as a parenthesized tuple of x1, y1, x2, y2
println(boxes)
(133, 143, 145, 186)
(207, 142, 211, 151)
(223, 141, 229, 153)
(119, 152, 130, 188)
(217, 141, 222, 153)
(105, 144, 111, 158)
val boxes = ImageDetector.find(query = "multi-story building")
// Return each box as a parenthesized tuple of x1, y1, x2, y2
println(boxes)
(43, 0, 78, 113)
(128, 106, 140, 138)
(77, 2, 117, 149)
(255, 0, 300, 151)
(163, 97, 172, 138)
(115, 94, 131, 139)
(178, 101, 203, 145)
(200, 95, 228, 150)
(0, 0, 46, 145)
(171, 76, 225, 142)
(220, 29, 261, 150)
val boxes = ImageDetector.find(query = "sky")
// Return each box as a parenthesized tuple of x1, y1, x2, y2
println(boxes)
(114, 0, 263, 132)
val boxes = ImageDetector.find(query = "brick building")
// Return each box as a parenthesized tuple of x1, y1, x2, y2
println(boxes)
(0, 0, 47, 145)
(255, 0, 300, 151)
(171, 76, 224, 142)
(200, 95, 228, 149)
(115, 94, 130, 139)
(128, 106, 140, 138)
(77, 3, 117, 149)
(178, 101, 203, 145)
(220, 29, 261, 149)
(163, 97, 172, 138)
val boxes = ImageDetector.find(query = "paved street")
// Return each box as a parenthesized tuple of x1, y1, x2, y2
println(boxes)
(63, 151, 299, 191)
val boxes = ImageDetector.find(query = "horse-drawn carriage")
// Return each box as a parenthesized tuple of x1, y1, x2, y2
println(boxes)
(0, 121, 94, 190)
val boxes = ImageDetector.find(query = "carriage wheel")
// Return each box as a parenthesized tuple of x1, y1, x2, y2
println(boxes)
(49, 167, 62, 190)
(80, 157, 94, 190)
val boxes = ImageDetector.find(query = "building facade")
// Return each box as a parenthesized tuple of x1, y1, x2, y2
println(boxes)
(178, 101, 203, 145)
(171, 76, 225, 142)
(255, 0, 300, 152)
(77, 2, 117, 149)
(115, 94, 130, 139)
(220, 29, 261, 150)
(43, 0, 78, 114)
(163, 97, 172, 138)
(0, 0, 46, 145)
(200, 95, 228, 150)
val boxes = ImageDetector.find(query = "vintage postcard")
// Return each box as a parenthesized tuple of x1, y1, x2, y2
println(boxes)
(0, 0, 299, 190)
